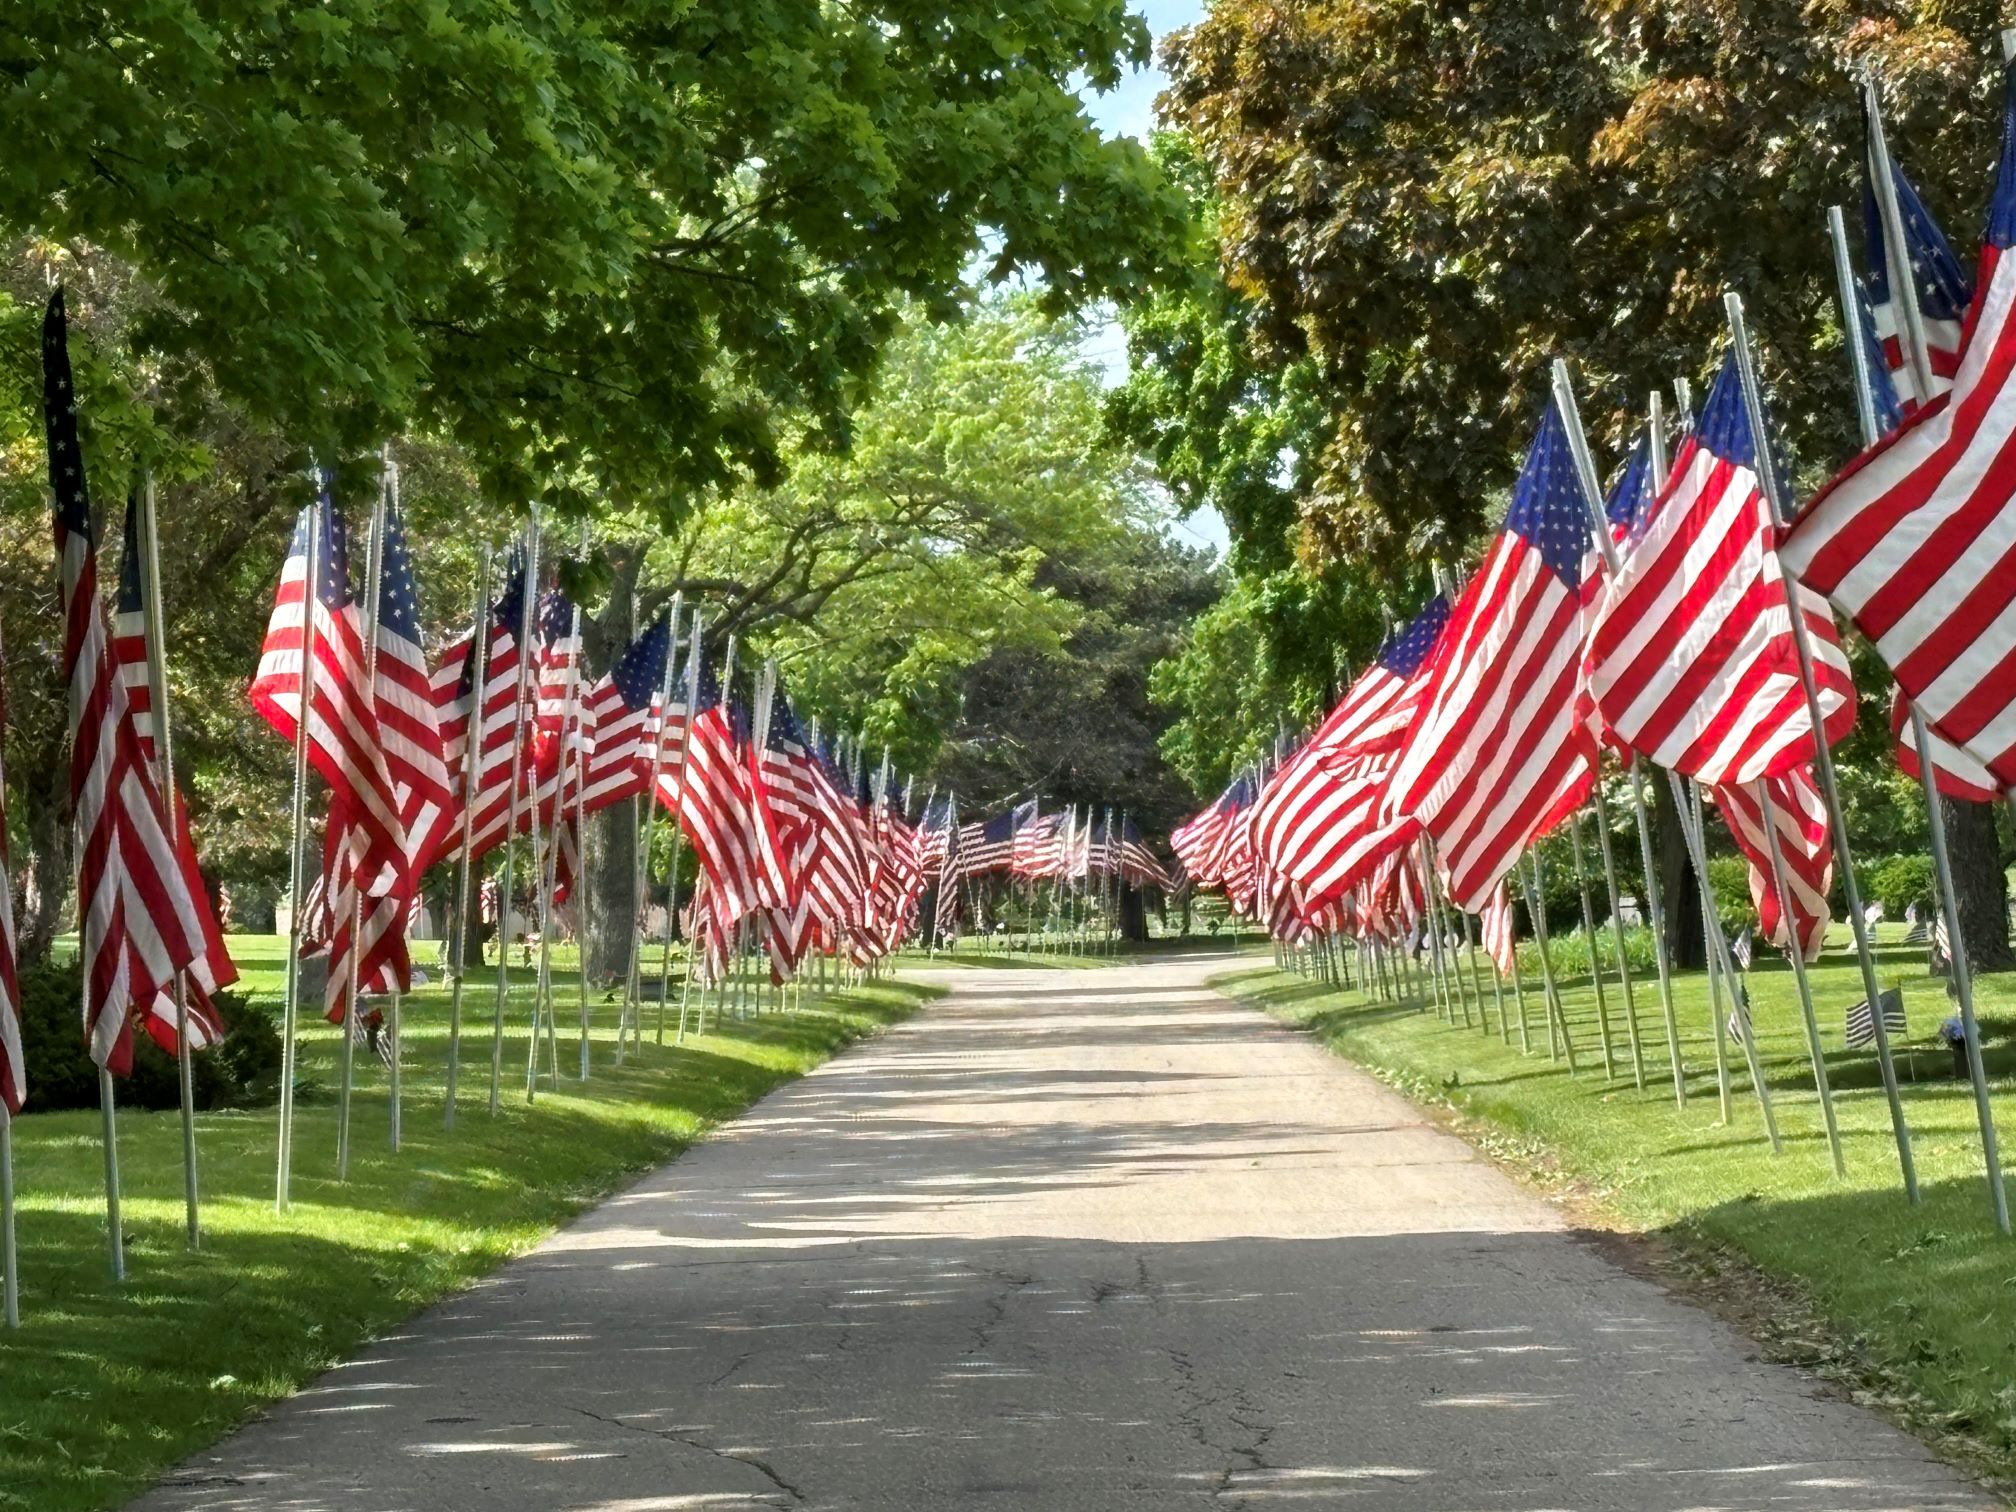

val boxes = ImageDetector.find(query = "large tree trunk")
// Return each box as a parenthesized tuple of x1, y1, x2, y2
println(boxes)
(1652, 773, 1705, 970)
(1941, 796, 2012, 971)
(19, 775, 73, 968)
(578, 541, 649, 988)
(584, 801, 639, 985)
(1118, 884, 1148, 943)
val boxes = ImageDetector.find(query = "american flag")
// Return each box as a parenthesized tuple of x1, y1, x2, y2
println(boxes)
(1010, 810, 1064, 879)
(1862, 104, 1970, 414)
(1783, 68, 2016, 789)
(913, 792, 955, 873)
(1585, 351, 1857, 786)
(1384, 399, 1597, 913)
(427, 546, 529, 866)
(958, 801, 1035, 877)
(46, 289, 214, 1073)
(1273, 597, 1452, 911)
(1118, 816, 1175, 891)
(1729, 923, 1754, 972)
(1604, 433, 1656, 540)
(527, 586, 587, 824)
(672, 652, 763, 927)
(1888, 684, 2000, 801)
(1711, 769, 1833, 962)
(1846, 987, 1907, 1049)
(319, 493, 448, 1021)
(576, 613, 673, 815)
(789, 723, 870, 937)
(1479, 881, 1516, 975)
(0, 630, 24, 1113)
(248, 482, 405, 901)
(932, 793, 963, 938)
(1171, 773, 1251, 883)
(112, 496, 235, 1052)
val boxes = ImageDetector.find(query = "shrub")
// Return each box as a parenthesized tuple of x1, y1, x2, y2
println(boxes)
(1869, 852, 1937, 920)
(1704, 855, 1758, 934)
(16, 959, 284, 1114)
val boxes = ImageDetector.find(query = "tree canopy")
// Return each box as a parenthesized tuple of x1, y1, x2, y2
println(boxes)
(2, 0, 1190, 516)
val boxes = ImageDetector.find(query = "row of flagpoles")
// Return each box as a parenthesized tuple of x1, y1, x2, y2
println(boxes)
(0, 289, 1181, 1323)
(1173, 48, 2016, 1236)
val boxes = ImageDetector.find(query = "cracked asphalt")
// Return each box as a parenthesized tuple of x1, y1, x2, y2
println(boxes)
(131, 954, 1994, 1511)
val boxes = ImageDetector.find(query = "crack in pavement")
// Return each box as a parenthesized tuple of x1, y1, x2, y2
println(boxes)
(569, 1405, 808, 1505)
(960, 1262, 1036, 1358)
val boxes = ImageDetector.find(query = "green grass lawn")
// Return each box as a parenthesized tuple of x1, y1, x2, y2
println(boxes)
(1219, 925, 2016, 1486)
(0, 934, 937, 1512)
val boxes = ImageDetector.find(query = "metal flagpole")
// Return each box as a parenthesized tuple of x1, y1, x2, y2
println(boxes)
(1460, 911, 1492, 1037)
(1415, 838, 1453, 1021)
(529, 543, 587, 1099)
(1808, 203, 1927, 1198)
(383, 457, 404, 1154)
(276, 484, 323, 1208)
(134, 476, 201, 1245)
(490, 514, 542, 1114)
(0, 1107, 14, 1326)
(1677, 775, 1781, 1148)
(1423, 840, 1471, 1027)
(623, 598, 681, 1060)
(442, 546, 493, 1129)
(1689, 779, 1735, 1123)
(1520, 852, 1577, 1071)
(1551, 365, 1688, 1103)
(1754, 780, 1848, 1176)
(662, 614, 702, 1042)
(1738, 287, 1924, 1177)
(1567, 812, 1619, 1078)
(575, 574, 608, 1080)
(336, 473, 392, 1181)
(1910, 708, 2011, 1231)
(1588, 778, 1647, 1089)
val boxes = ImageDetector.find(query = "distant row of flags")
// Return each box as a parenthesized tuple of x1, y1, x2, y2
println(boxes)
(1175, 56, 2016, 1228)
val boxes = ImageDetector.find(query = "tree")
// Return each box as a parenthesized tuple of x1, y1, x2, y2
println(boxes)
(2, 0, 1192, 517)
(1162, 0, 2002, 558)
(559, 300, 1205, 977)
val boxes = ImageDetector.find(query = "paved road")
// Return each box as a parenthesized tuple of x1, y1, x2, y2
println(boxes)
(137, 955, 1992, 1511)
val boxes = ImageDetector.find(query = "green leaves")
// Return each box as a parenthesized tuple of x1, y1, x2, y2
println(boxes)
(3, 0, 1191, 516)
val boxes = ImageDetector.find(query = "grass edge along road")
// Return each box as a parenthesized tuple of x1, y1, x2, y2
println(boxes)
(0, 934, 940, 1512)
(1216, 937, 2016, 1496)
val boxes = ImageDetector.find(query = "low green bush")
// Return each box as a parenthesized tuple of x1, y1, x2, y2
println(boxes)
(16, 959, 284, 1114)
(1868, 852, 1936, 920)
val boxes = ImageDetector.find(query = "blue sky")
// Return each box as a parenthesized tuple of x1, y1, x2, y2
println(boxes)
(1073, 0, 1231, 558)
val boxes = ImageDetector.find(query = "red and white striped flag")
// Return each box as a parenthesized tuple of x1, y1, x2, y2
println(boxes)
(576, 612, 673, 816)
(1889, 686, 1999, 802)
(1263, 595, 1451, 910)
(111, 498, 234, 1053)
(1384, 400, 1598, 912)
(1480, 881, 1517, 975)
(1585, 351, 1856, 784)
(46, 289, 213, 1073)
(670, 654, 763, 928)
(1711, 770, 1833, 962)
(427, 547, 529, 865)
(1782, 67, 2016, 788)
(319, 496, 448, 1020)
(248, 489, 406, 902)
(1862, 109, 1971, 416)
